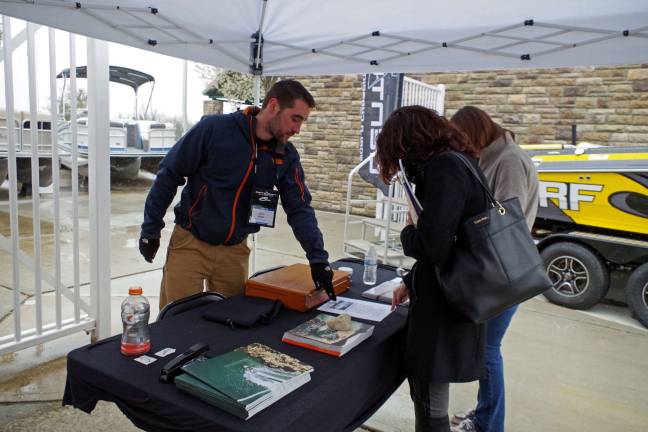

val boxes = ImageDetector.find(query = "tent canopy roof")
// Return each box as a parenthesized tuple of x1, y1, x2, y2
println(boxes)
(1, 1, 648, 75)
(56, 66, 155, 92)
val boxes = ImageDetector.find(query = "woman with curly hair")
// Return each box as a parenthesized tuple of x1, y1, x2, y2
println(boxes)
(376, 105, 489, 432)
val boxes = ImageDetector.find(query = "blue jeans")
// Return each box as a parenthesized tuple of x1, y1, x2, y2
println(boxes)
(475, 305, 517, 432)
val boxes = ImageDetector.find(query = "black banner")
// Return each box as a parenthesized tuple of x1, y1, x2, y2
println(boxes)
(359, 73, 403, 194)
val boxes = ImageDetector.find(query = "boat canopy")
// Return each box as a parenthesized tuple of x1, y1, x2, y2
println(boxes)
(56, 66, 154, 93)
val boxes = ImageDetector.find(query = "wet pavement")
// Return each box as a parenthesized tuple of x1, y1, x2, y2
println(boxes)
(0, 171, 647, 431)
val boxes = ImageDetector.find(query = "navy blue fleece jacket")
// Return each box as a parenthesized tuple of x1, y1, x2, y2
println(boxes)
(141, 109, 328, 264)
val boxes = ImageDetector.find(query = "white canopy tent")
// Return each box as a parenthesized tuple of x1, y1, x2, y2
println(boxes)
(0, 0, 647, 75)
(1, 0, 647, 348)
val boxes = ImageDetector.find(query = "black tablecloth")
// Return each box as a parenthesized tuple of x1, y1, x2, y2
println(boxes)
(63, 259, 408, 432)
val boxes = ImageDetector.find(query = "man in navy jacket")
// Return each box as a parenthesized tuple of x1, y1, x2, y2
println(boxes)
(139, 80, 334, 308)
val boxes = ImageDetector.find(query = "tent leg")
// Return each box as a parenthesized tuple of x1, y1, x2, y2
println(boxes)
(250, 75, 263, 275)
(253, 75, 261, 107)
(182, 60, 188, 131)
(250, 74, 262, 275)
(87, 37, 111, 341)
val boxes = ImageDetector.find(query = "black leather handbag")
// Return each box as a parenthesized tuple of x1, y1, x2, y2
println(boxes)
(437, 152, 551, 323)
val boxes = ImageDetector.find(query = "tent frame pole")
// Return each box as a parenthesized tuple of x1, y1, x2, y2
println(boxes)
(249, 0, 268, 275)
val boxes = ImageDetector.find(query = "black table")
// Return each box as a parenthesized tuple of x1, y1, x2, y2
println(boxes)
(63, 259, 408, 432)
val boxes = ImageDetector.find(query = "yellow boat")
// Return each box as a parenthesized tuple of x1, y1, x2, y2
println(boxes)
(524, 145, 648, 328)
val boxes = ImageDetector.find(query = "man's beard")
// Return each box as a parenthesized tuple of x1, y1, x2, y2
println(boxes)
(268, 116, 289, 144)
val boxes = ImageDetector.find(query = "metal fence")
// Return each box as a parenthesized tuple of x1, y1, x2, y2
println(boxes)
(345, 76, 446, 265)
(401, 76, 445, 114)
(375, 77, 445, 232)
(0, 17, 111, 355)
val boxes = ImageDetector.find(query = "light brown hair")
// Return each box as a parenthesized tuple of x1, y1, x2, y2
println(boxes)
(450, 106, 513, 151)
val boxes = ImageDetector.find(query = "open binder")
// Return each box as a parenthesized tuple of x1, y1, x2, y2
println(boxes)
(397, 159, 423, 224)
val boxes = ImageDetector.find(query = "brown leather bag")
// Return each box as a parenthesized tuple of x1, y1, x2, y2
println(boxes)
(245, 264, 350, 312)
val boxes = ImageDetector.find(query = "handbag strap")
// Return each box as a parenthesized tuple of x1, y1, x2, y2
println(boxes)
(260, 300, 283, 323)
(449, 152, 506, 214)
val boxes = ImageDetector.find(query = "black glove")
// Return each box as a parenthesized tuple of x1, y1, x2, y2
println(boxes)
(139, 237, 160, 263)
(311, 262, 336, 301)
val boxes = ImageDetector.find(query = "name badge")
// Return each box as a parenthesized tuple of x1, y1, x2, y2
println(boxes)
(248, 187, 279, 228)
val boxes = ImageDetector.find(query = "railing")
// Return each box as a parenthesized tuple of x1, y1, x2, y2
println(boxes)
(0, 118, 53, 155)
(58, 124, 129, 155)
(401, 77, 445, 114)
(375, 76, 446, 233)
(343, 77, 445, 267)
(20, 128, 52, 154)
(0, 17, 111, 355)
(343, 152, 409, 265)
(148, 128, 176, 152)
(0, 123, 20, 154)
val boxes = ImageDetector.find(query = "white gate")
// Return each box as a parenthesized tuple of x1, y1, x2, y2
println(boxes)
(0, 17, 111, 355)
(344, 76, 445, 265)
(401, 77, 445, 114)
(373, 77, 445, 259)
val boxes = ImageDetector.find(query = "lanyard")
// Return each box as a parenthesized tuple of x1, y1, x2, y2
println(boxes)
(247, 117, 279, 228)
(248, 116, 279, 184)
(248, 116, 258, 169)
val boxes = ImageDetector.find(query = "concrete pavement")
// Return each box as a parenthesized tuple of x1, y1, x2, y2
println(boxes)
(1, 174, 647, 431)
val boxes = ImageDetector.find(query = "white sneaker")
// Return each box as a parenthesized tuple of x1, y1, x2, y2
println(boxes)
(450, 409, 475, 426)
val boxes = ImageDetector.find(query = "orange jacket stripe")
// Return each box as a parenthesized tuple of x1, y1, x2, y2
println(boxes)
(187, 184, 208, 230)
(224, 117, 256, 244)
(294, 167, 305, 202)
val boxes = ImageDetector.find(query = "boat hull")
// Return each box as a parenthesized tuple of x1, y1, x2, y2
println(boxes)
(530, 146, 648, 237)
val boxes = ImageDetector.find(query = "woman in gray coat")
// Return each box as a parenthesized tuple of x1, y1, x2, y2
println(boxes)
(450, 106, 539, 432)
(376, 106, 489, 432)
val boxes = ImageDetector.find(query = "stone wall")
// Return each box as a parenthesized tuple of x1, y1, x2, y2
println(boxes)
(203, 100, 224, 115)
(410, 64, 648, 145)
(203, 75, 377, 215)
(203, 64, 648, 214)
(291, 76, 375, 215)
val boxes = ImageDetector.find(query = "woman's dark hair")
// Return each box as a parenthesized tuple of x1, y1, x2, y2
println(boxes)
(262, 79, 316, 109)
(450, 106, 513, 151)
(375, 105, 477, 183)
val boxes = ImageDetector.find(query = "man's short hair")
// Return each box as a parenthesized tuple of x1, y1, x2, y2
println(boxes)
(262, 79, 316, 109)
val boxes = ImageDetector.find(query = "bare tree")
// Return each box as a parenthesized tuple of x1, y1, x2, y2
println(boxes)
(195, 65, 279, 103)
(59, 88, 88, 120)
(137, 106, 160, 121)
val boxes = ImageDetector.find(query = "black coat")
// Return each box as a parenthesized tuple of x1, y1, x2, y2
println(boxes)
(401, 152, 489, 383)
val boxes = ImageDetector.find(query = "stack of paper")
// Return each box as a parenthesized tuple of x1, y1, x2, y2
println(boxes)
(317, 297, 393, 322)
(282, 313, 375, 357)
(362, 277, 407, 305)
(175, 343, 313, 420)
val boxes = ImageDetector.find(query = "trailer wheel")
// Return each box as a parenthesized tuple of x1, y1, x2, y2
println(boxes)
(541, 242, 609, 310)
(625, 263, 648, 328)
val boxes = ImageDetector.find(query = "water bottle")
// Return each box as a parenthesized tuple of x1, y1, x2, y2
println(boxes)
(363, 246, 378, 285)
(120, 286, 151, 356)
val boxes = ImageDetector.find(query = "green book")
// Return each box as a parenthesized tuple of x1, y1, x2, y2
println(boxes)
(175, 374, 250, 418)
(176, 343, 313, 419)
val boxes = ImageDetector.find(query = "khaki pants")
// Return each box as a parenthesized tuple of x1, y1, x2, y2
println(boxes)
(159, 225, 250, 309)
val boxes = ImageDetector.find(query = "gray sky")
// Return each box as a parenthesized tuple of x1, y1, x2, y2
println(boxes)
(1, 18, 210, 124)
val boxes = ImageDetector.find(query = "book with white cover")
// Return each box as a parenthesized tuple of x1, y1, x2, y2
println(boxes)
(397, 159, 423, 224)
(362, 277, 408, 305)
